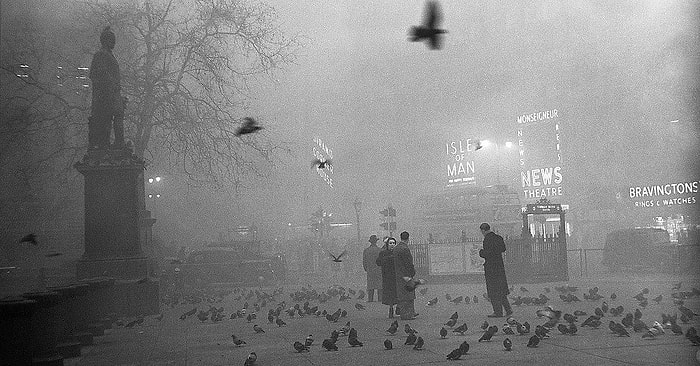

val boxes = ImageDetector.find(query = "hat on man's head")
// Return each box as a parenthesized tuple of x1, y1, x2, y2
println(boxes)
(479, 223, 490, 231)
(368, 235, 379, 243)
(100, 26, 116, 49)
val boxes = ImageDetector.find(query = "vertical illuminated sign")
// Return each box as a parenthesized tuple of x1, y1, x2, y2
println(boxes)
(517, 109, 564, 201)
(312, 137, 334, 188)
(445, 138, 478, 187)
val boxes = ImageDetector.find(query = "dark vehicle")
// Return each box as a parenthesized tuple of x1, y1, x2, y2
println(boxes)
(602, 228, 676, 272)
(169, 246, 286, 287)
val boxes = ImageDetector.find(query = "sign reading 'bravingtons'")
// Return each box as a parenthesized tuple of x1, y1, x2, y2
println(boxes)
(517, 109, 563, 201)
(628, 181, 699, 207)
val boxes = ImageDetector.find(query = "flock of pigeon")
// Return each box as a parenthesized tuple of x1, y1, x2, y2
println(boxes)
(107, 280, 700, 365)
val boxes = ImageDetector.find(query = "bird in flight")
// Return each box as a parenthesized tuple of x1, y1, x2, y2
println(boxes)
(312, 158, 332, 170)
(20, 233, 38, 245)
(409, 1, 447, 50)
(327, 250, 347, 262)
(236, 117, 263, 136)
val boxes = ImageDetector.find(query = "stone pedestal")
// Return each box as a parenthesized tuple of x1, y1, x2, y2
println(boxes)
(22, 291, 63, 364)
(74, 149, 160, 316)
(0, 297, 37, 366)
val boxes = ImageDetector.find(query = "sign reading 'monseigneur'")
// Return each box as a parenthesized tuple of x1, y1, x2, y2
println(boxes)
(517, 109, 563, 201)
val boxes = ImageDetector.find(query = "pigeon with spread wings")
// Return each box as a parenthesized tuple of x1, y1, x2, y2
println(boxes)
(327, 250, 347, 262)
(409, 1, 448, 50)
(312, 159, 332, 170)
(236, 117, 263, 136)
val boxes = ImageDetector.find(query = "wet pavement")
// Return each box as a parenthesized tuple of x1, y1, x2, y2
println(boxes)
(64, 273, 700, 365)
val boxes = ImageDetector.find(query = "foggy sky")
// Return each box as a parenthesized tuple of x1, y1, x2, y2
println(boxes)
(4, 0, 699, 244)
(227, 0, 699, 241)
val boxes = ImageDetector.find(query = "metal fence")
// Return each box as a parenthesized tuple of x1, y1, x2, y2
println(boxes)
(568, 244, 700, 278)
(408, 236, 569, 283)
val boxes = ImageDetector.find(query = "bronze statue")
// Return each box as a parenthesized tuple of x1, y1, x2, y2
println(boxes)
(89, 26, 126, 150)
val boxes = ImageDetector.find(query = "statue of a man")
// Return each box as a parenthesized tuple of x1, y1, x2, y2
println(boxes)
(89, 26, 125, 149)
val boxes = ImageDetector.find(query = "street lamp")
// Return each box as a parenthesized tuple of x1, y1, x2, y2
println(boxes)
(147, 176, 162, 184)
(353, 197, 362, 243)
(147, 193, 161, 217)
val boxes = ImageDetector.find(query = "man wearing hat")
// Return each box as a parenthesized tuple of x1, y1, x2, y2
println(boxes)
(362, 235, 383, 302)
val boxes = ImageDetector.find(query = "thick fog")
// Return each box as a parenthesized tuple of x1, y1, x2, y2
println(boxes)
(1, 0, 698, 248)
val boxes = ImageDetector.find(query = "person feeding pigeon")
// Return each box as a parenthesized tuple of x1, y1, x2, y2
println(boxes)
(376, 237, 398, 318)
(363, 235, 383, 303)
(479, 223, 512, 318)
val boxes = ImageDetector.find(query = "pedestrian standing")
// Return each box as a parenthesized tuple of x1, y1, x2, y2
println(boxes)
(376, 237, 398, 317)
(479, 223, 512, 318)
(394, 231, 418, 320)
(363, 235, 383, 302)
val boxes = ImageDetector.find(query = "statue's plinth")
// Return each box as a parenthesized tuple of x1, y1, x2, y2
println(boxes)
(74, 148, 159, 315)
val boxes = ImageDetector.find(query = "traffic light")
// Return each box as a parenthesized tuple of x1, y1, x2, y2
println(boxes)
(388, 207, 396, 217)
(380, 209, 389, 217)
(380, 222, 389, 230)
(389, 222, 396, 231)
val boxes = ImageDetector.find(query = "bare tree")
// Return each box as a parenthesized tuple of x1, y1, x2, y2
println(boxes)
(80, 0, 301, 186)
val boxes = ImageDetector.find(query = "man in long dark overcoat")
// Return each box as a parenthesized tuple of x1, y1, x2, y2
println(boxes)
(394, 231, 417, 320)
(479, 223, 512, 318)
(362, 235, 383, 302)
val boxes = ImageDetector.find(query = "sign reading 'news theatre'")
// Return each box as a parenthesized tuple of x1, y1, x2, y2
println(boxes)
(517, 109, 563, 201)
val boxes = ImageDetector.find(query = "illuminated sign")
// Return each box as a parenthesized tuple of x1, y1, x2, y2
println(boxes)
(312, 137, 333, 188)
(628, 181, 698, 207)
(517, 109, 564, 200)
(445, 139, 479, 187)
(525, 203, 562, 214)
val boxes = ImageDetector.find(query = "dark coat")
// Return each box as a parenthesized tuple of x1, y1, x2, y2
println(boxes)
(393, 241, 416, 302)
(363, 244, 382, 289)
(479, 231, 509, 298)
(376, 247, 397, 305)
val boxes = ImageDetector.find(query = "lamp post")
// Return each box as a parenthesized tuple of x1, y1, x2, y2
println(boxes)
(353, 197, 362, 243)
(147, 193, 161, 217)
(146, 175, 163, 217)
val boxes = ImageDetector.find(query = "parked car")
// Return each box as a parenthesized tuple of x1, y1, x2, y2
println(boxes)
(602, 228, 676, 272)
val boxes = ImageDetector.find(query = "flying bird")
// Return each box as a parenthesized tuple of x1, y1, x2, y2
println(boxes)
(236, 117, 262, 136)
(19, 233, 37, 245)
(312, 159, 332, 170)
(409, 1, 448, 50)
(327, 250, 347, 263)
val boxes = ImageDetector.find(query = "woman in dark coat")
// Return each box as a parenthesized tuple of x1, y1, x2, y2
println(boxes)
(376, 237, 398, 318)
